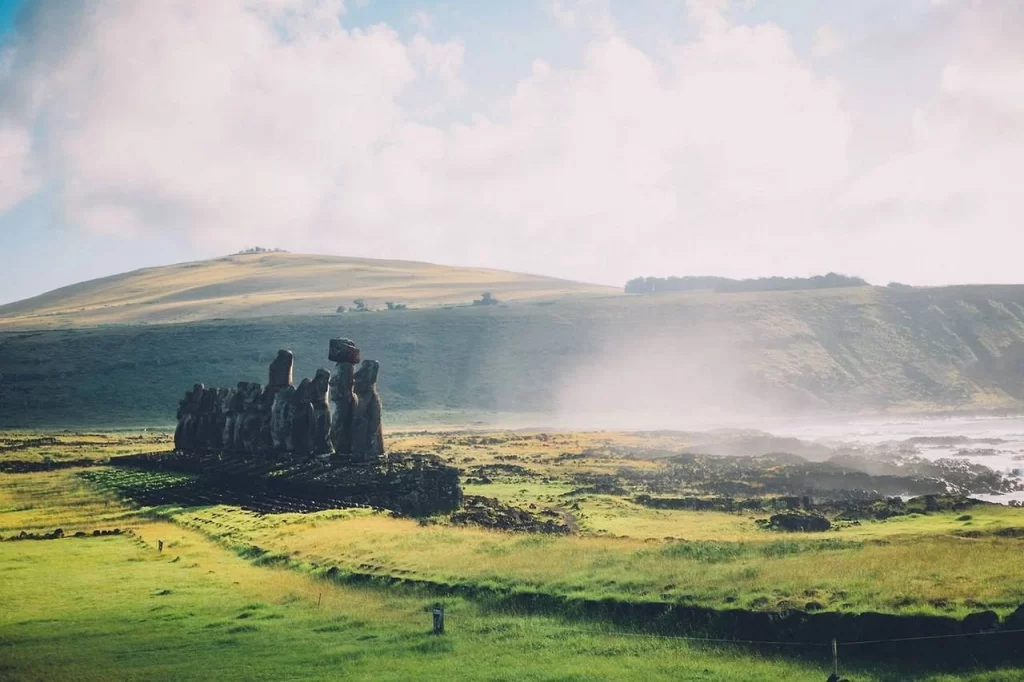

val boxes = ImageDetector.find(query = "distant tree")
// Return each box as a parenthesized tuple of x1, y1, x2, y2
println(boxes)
(353, 299, 367, 312)
(473, 291, 499, 306)
(335, 305, 347, 314)
(624, 273, 869, 295)
(234, 246, 287, 255)
(887, 282, 913, 289)
(385, 301, 395, 310)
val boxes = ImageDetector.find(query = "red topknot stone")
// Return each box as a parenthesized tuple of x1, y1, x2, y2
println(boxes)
(328, 338, 360, 364)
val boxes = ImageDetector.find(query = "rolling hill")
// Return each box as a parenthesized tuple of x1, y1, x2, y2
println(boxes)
(0, 252, 615, 329)
(5, 254, 1024, 427)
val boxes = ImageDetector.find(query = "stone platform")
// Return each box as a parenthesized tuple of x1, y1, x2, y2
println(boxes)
(111, 450, 462, 517)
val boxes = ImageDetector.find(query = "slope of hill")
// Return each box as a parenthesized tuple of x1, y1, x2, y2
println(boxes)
(0, 252, 615, 329)
(4, 281, 1024, 427)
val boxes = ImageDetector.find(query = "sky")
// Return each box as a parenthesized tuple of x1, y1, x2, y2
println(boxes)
(0, 0, 1021, 304)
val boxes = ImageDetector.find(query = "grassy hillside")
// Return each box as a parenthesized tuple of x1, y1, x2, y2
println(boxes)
(0, 252, 614, 328)
(5, 283, 1024, 426)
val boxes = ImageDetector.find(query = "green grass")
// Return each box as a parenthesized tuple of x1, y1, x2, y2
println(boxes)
(7, 281, 1024, 426)
(0, 509, 1019, 681)
(0, 483, 845, 681)
(160, 503, 1024, 618)
(3, 458, 1024, 680)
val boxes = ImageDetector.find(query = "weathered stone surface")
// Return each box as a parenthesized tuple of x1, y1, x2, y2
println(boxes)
(270, 385, 296, 451)
(292, 378, 315, 456)
(268, 349, 294, 388)
(174, 341, 384, 462)
(328, 338, 360, 364)
(311, 369, 332, 454)
(222, 387, 242, 451)
(174, 383, 204, 452)
(238, 382, 264, 453)
(330, 361, 357, 455)
(351, 360, 384, 460)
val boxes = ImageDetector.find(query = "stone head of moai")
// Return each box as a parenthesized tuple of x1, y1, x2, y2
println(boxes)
(269, 349, 294, 388)
(354, 360, 379, 393)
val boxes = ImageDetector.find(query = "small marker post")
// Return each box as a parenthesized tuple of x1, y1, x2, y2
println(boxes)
(832, 638, 838, 677)
(432, 606, 445, 635)
(317, 593, 322, 608)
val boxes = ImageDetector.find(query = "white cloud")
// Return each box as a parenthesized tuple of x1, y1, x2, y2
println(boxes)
(834, 2, 1024, 283)
(4, 0, 1019, 288)
(0, 0, 849, 284)
(409, 34, 466, 99)
(812, 24, 844, 58)
(547, 1, 577, 27)
(0, 124, 37, 212)
(410, 10, 433, 32)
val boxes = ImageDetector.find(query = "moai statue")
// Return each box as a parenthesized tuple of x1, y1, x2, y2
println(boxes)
(197, 388, 218, 450)
(262, 350, 294, 453)
(328, 339, 360, 455)
(174, 383, 204, 452)
(291, 378, 315, 457)
(211, 387, 231, 451)
(350, 360, 384, 461)
(270, 384, 296, 452)
(311, 369, 332, 455)
(222, 387, 243, 452)
(268, 349, 294, 388)
(238, 382, 265, 454)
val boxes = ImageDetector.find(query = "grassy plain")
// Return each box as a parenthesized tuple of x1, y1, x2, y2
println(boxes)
(0, 252, 613, 329)
(3, 432, 1024, 680)
(7, 278, 1024, 429)
(0, 468, 844, 682)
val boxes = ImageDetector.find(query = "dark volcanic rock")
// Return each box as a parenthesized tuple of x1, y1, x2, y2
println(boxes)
(767, 511, 831, 532)
(328, 338, 361, 364)
(451, 496, 571, 534)
(110, 450, 462, 517)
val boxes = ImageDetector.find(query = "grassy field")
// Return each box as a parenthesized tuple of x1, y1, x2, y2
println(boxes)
(156, 500, 1024, 618)
(7, 278, 1024, 428)
(1, 470, 1020, 681)
(6, 430, 1024, 618)
(0, 252, 613, 329)
(3, 431, 1024, 679)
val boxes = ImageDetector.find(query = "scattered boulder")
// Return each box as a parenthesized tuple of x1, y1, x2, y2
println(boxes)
(767, 512, 831, 532)
(451, 496, 572, 534)
(962, 610, 999, 633)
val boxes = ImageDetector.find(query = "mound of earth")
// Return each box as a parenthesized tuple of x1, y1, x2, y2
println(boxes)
(450, 496, 572, 534)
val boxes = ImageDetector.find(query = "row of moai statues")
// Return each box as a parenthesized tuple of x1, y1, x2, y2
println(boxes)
(173, 339, 383, 461)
